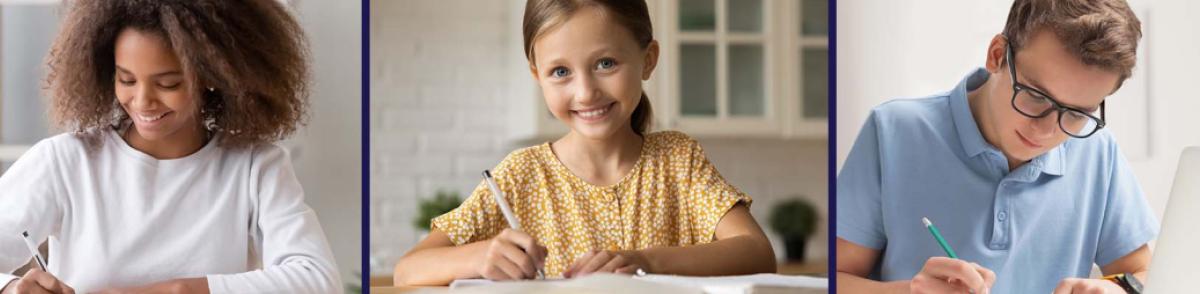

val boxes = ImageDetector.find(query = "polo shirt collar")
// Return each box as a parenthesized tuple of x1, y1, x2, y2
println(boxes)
(950, 68, 992, 158)
(950, 68, 1066, 178)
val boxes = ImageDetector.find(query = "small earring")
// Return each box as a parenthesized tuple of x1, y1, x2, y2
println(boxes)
(204, 116, 218, 131)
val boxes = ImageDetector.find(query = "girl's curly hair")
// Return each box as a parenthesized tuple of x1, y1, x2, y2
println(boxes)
(45, 0, 310, 148)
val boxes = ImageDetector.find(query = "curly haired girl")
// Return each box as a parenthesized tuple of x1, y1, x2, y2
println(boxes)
(0, 1, 341, 293)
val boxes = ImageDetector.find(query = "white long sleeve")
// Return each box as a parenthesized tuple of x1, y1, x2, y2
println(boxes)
(0, 135, 66, 290)
(206, 141, 342, 294)
(0, 129, 342, 293)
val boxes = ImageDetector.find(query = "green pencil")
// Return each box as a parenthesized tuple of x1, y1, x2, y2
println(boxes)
(922, 217, 958, 259)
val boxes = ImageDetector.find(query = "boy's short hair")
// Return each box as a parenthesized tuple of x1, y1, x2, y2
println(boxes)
(1003, 0, 1141, 91)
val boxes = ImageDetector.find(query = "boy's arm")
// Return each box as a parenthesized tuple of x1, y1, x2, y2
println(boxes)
(1101, 244, 1151, 281)
(1053, 136, 1157, 293)
(837, 238, 909, 294)
(838, 238, 995, 294)
(1050, 244, 1150, 294)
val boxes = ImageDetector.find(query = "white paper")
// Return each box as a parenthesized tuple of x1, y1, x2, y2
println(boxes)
(437, 274, 700, 294)
(439, 273, 828, 294)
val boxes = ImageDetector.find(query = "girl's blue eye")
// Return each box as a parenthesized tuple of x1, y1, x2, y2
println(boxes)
(551, 67, 570, 78)
(597, 58, 617, 70)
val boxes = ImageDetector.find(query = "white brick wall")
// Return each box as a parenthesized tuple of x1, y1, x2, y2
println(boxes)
(370, 0, 828, 275)
(370, 0, 519, 273)
(697, 137, 828, 266)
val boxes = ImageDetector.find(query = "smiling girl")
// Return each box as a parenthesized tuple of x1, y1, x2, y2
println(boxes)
(393, 0, 776, 286)
(0, 1, 340, 293)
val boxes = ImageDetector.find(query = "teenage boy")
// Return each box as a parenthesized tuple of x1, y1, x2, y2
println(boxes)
(837, 0, 1156, 293)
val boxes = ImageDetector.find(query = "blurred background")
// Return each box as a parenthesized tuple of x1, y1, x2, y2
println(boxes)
(838, 0, 1199, 261)
(0, 0, 363, 290)
(370, 0, 829, 285)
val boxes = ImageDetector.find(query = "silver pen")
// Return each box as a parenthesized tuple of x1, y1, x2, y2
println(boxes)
(20, 231, 47, 271)
(483, 170, 545, 280)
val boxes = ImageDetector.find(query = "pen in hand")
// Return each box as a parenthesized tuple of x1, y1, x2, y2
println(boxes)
(922, 217, 958, 259)
(923, 217, 986, 294)
(483, 170, 545, 280)
(20, 231, 47, 271)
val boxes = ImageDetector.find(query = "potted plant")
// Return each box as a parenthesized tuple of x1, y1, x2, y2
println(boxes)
(345, 271, 361, 294)
(769, 197, 819, 262)
(413, 190, 463, 232)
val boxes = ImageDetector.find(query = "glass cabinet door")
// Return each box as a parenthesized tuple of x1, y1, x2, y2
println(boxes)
(677, 0, 767, 120)
(799, 0, 828, 119)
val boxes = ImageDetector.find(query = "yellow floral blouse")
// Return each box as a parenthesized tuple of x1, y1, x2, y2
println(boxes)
(431, 131, 750, 277)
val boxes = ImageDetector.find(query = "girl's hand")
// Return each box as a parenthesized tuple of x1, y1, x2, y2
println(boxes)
(477, 228, 547, 281)
(1, 269, 75, 294)
(910, 257, 995, 294)
(563, 249, 650, 278)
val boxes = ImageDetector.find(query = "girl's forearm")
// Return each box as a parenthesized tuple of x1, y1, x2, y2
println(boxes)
(641, 234, 776, 276)
(393, 241, 485, 286)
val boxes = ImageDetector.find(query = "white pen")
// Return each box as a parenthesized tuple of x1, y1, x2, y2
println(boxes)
(20, 231, 47, 271)
(482, 170, 545, 280)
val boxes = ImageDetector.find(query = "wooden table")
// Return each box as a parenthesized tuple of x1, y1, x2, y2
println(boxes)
(370, 276, 394, 288)
(778, 259, 828, 276)
(369, 286, 444, 293)
(370, 276, 445, 293)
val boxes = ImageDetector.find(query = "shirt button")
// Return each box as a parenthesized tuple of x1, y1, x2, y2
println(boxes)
(997, 211, 1008, 221)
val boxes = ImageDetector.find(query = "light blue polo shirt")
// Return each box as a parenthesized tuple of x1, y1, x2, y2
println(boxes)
(837, 68, 1158, 293)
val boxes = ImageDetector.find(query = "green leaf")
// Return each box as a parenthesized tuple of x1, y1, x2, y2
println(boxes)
(413, 189, 464, 231)
(768, 197, 819, 238)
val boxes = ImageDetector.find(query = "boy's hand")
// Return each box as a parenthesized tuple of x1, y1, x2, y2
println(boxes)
(477, 228, 547, 280)
(911, 257, 995, 294)
(563, 249, 650, 278)
(1051, 278, 1126, 294)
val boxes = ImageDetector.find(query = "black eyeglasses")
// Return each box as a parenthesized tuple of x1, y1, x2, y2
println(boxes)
(1005, 39, 1107, 138)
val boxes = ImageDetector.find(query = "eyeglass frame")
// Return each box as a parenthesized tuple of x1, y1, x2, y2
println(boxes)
(1004, 37, 1107, 138)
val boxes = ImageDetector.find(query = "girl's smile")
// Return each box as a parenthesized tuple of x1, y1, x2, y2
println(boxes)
(529, 6, 654, 140)
(114, 28, 206, 159)
(130, 110, 174, 128)
(571, 101, 616, 123)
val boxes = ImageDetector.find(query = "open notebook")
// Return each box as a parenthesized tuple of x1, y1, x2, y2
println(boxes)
(434, 273, 827, 294)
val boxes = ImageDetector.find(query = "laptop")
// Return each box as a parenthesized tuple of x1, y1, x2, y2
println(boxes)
(1144, 146, 1200, 293)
